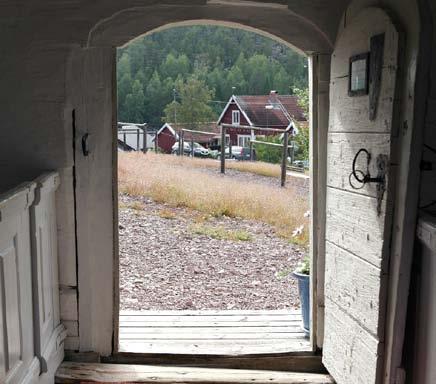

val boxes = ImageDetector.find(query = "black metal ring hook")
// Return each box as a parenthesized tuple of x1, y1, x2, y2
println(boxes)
(349, 170, 366, 190)
(349, 148, 385, 190)
(351, 148, 371, 184)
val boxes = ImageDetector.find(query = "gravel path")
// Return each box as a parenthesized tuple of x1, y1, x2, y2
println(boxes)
(119, 194, 305, 311)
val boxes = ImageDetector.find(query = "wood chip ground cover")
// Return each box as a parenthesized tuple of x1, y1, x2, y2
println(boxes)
(119, 194, 306, 311)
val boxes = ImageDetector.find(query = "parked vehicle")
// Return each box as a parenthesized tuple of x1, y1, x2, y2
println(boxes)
(293, 159, 309, 169)
(215, 146, 256, 161)
(171, 142, 211, 157)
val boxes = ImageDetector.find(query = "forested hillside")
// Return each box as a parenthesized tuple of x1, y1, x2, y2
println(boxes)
(117, 26, 308, 128)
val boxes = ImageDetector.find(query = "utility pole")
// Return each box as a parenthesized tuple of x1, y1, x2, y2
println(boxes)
(265, 104, 273, 129)
(142, 125, 147, 154)
(281, 130, 289, 188)
(220, 125, 226, 174)
(173, 88, 177, 124)
(180, 130, 184, 158)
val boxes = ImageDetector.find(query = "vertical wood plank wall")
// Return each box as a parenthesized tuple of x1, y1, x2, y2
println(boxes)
(309, 53, 330, 350)
(322, 8, 400, 384)
(74, 47, 116, 356)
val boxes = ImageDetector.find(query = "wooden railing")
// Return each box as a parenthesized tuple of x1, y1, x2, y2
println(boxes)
(0, 172, 65, 384)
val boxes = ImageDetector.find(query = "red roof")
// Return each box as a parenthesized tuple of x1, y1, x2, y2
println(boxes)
(158, 122, 220, 143)
(219, 92, 307, 129)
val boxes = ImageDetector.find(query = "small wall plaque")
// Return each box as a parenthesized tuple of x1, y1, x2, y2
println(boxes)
(349, 53, 370, 96)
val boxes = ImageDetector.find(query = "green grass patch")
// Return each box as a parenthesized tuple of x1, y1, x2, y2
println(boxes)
(191, 224, 252, 241)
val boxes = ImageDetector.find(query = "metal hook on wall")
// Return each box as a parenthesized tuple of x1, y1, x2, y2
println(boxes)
(349, 148, 388, 216)
(349, 148, 385, 188)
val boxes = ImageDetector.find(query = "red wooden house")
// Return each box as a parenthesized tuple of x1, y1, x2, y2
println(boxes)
(217, 91, 307, 147)
(155, 122, 220, 153)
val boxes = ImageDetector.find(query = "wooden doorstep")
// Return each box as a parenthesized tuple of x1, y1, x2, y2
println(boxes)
(119, 321, 302, 327)
(118, 310, 310, 356)
(55, 362, 333, 384)
(117, 342, 311, 355)
(101, 353, 325, 374)
(119, 326, 303, 334)
(120, 310, 301, 316)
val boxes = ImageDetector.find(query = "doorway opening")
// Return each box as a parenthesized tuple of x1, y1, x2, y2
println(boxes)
(116, 24, 312, 356)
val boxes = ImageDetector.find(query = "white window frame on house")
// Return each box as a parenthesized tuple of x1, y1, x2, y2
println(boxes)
(237, 134, 252, 147)
(232, 110, 240, 125)
(221, 134, 231, 146)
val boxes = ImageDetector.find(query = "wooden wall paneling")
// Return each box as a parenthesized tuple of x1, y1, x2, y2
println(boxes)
(75, 47, 115, 356)
(325, 187, 390, 269)
(325, 242, 385, 334)
(0, 182, 38, 384)
(323, 299, 381, 384)
(322, 7, 400, 384)
(327, 132, 391, 197)
(329, 70, 396, 134)
(30, 172, 66, 373)
(309, 53, 330, 350)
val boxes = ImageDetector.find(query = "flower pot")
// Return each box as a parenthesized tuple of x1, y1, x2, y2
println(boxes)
(293, 271, 310, 337)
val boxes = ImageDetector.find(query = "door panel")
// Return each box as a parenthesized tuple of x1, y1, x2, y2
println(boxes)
(0, 185, 36, 384)
(323, 7, 401, 384)
(30, 173, 64, 371)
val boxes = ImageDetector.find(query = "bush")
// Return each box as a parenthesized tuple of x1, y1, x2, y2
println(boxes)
(255, 135, 283, 164)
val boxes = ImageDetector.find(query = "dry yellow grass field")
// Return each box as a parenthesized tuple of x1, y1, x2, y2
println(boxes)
(146, 151, 283, 177)
(118, 152, 309, 244)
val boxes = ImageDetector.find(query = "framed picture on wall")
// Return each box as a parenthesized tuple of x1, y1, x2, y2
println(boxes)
(349, 53, 370, 96)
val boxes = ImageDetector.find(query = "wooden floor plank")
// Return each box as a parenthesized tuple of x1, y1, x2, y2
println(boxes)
(56, 362, 333, 383)
(119, 326, 303, 334)
(118, 341, 311, 355)
(118, 310, 310, 355)
(120, 321, 301, 328)
(102, 354, 325, 374)
(119, 333, 306, 340)
(120, 316, 302, 323)
(120, 310, 300, 316)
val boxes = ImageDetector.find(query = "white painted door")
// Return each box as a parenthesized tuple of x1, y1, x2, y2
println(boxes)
(323, 7, 401, 384)
(0, 184, 36, 384)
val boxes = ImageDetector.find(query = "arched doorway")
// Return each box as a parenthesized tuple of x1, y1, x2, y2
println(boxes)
(69, 2, 335, 358)
(66, 2, 425, 383)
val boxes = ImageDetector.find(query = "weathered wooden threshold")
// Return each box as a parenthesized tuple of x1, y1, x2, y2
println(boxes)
(95, 310, 323, 373)
(55, 362, 333, 383)
(102, 353, 325, 374)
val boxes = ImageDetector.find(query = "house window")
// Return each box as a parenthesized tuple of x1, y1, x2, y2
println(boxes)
(238, 135, 252, 148)
(232, 110, 240, 125)
(225, 134, 231, 146)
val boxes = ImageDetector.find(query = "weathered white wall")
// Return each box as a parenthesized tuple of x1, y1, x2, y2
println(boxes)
(336, 2, 426, 383)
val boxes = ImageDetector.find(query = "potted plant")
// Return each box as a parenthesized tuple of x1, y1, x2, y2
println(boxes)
(293, 255, 310, 337)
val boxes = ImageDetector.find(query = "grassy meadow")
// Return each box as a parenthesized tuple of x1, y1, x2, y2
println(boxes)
(118, 152, 309, 244)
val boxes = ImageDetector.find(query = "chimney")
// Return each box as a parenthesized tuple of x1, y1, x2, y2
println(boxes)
(269, 90, 279, 104)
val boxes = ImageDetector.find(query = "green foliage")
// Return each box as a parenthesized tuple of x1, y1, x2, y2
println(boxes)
(295, 255, 310, 275)
(294, 125, 309, 161)
(255, 136, 283, 164)
(163, 76, 216, 127)
(293, 87, 309, 117)
(117, 26, 308, 127)
(290, 87, 309, 161)
(277, 255, 309, 279)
